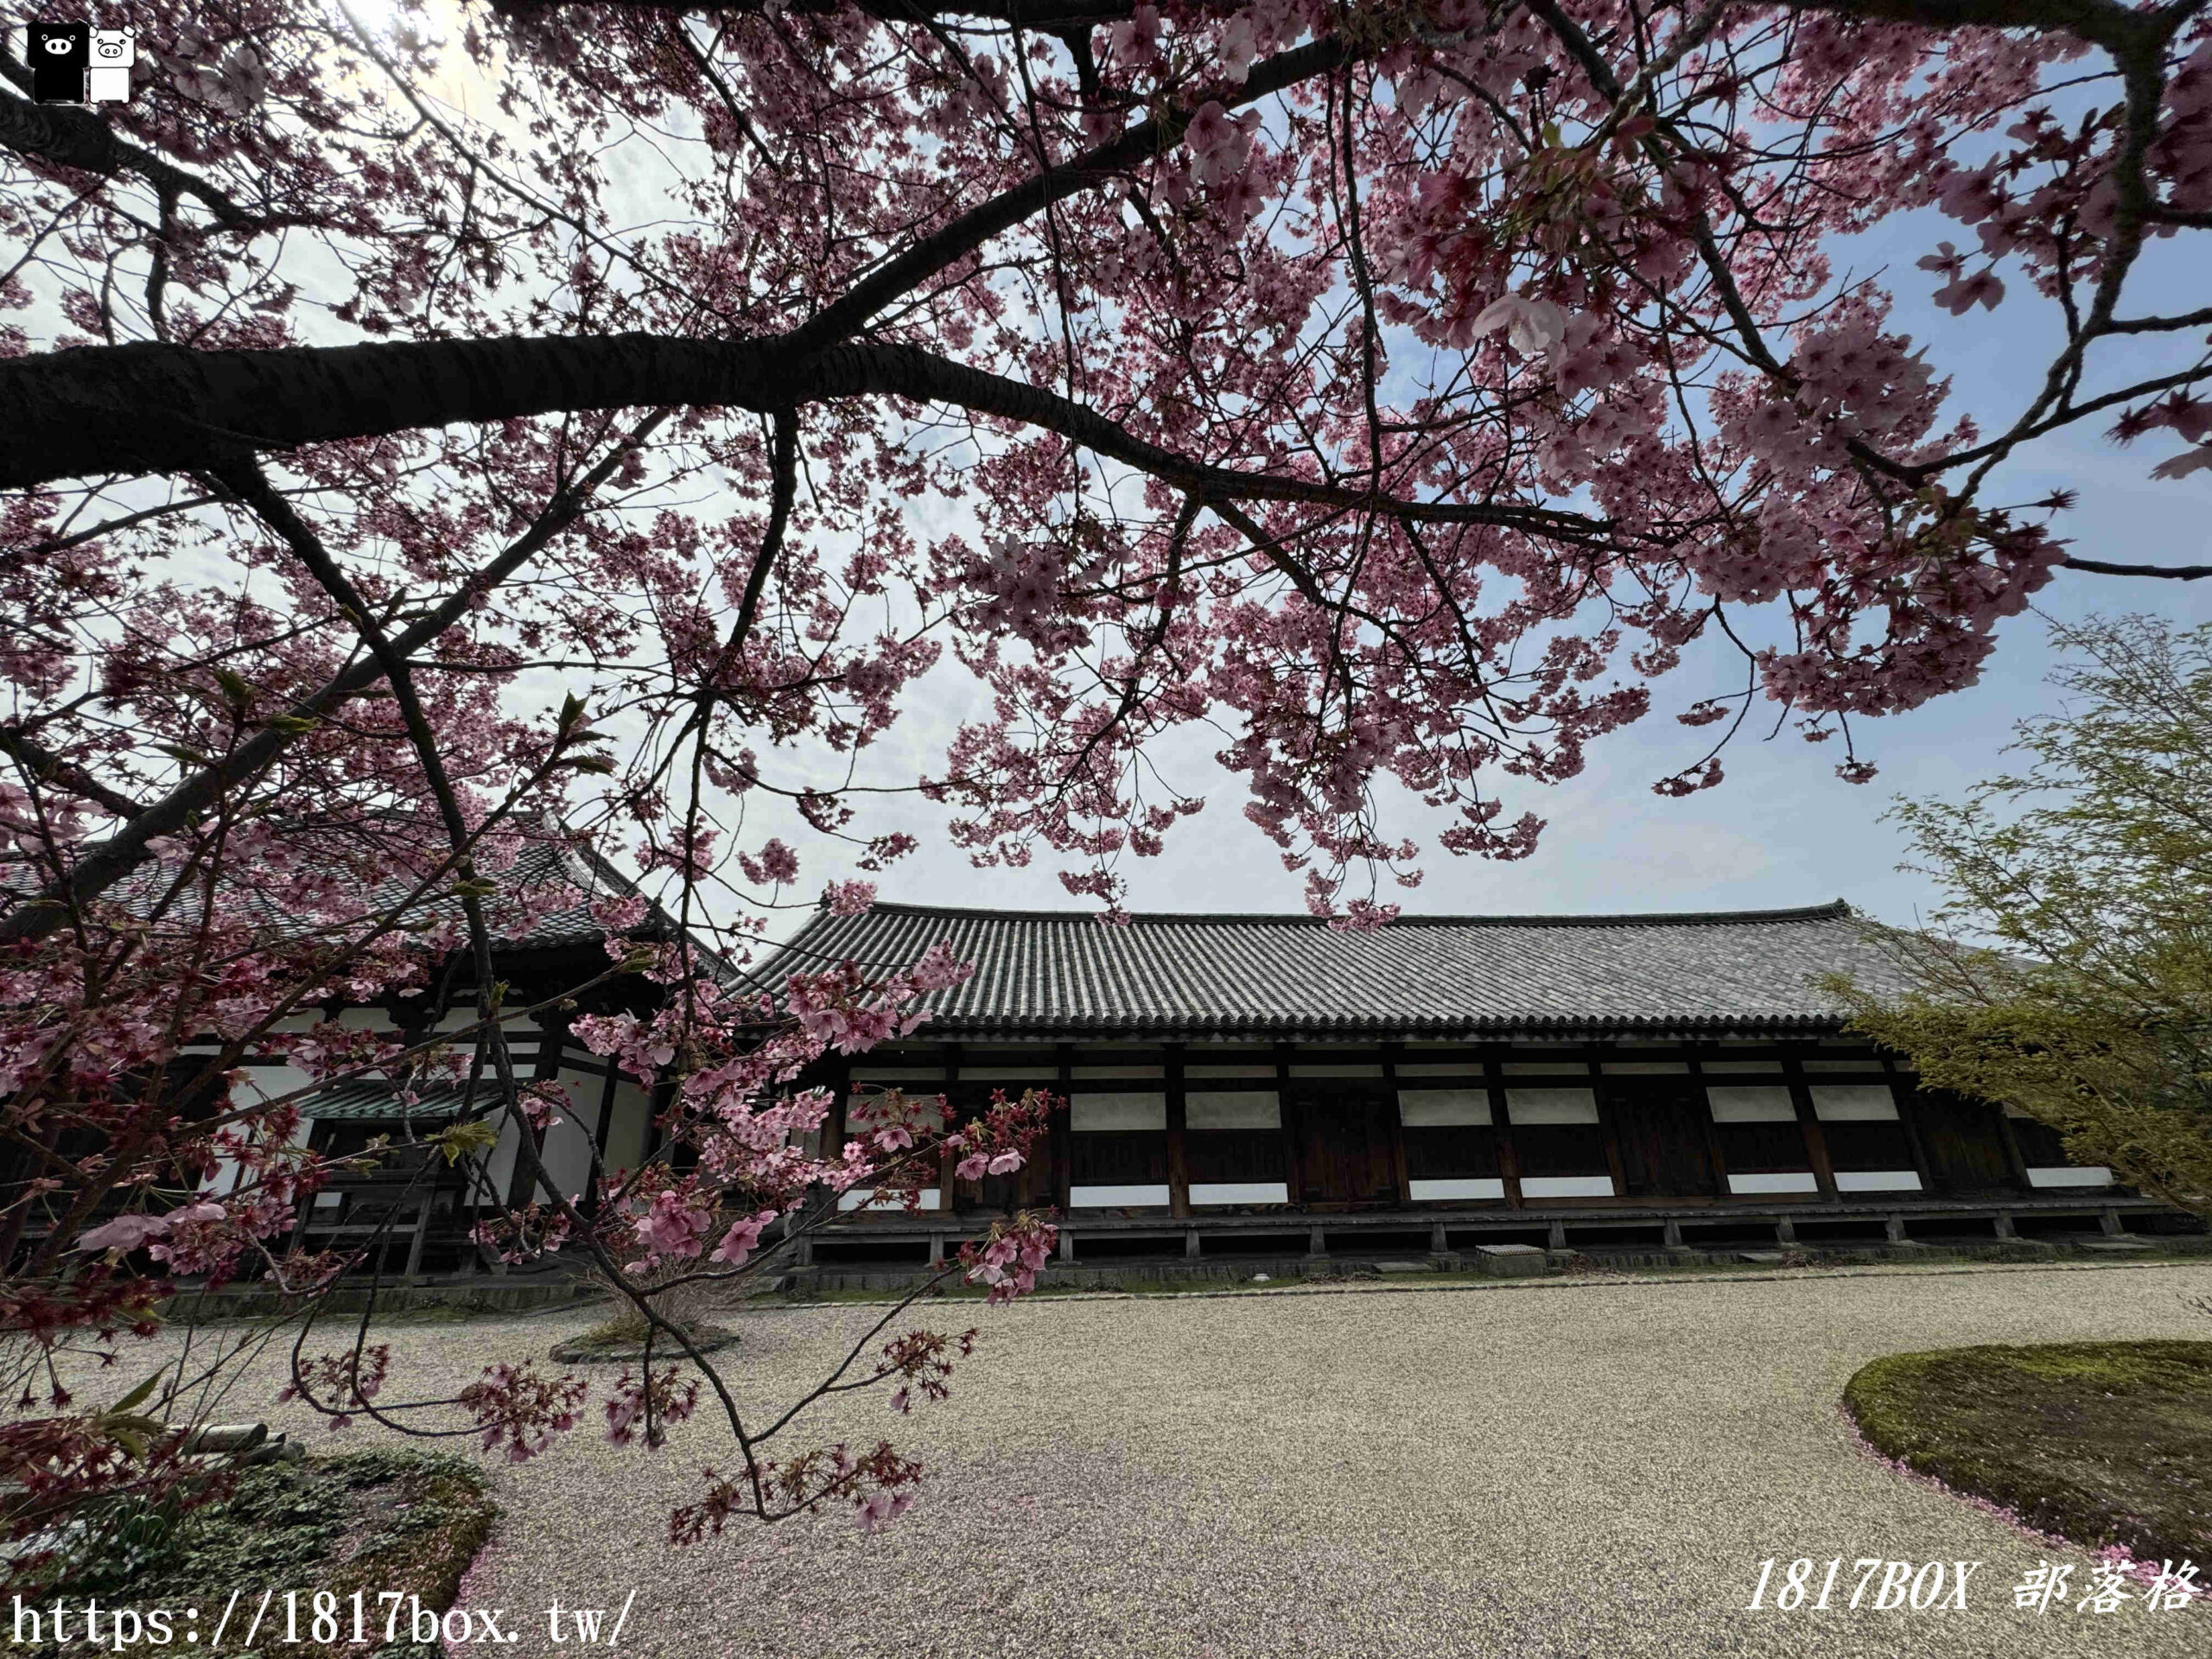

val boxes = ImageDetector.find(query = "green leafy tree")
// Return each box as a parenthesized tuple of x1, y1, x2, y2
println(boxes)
(1824, 615, 2212, 1218)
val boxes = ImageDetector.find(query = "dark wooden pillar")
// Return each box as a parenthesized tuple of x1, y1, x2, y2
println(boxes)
(1276, 1043, 1305, 1205)
(941, 1042, 962, 1213)
(1588, 1057, 1627, 1198)
(1783, 1055, 1838, 1198)
(504, 1012, 569, 1210)
(583, 1054, 623, 1216)
(1688, 1054, 1731, 1199)
(1991, 1099, 2032, 1191)
(1166, 1043, 1191, 1218)
(1884, 1056, 1942, 1195)
(1381, 1043, 1410, 1205)
(825, 1057, 850, 1155)
(1486, 1053, 1522, 1208)
(1052, 1044, 1073, 1213)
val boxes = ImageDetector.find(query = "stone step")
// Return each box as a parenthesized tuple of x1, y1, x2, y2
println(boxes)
(1475, 1243, 1548, 1278)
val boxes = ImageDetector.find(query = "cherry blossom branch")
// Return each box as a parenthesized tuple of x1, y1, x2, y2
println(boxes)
(0, 410, 671, 946)
(0, 726, 147, 819)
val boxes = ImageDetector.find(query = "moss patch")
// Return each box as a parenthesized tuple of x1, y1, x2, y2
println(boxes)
(1844, 1339, 2212, 1566)
(54, 1448, 495, 1659)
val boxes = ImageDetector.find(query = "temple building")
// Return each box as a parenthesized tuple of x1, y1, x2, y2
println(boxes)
(162, 880, 2195, 1277)
(766, 899, 2193, 1268)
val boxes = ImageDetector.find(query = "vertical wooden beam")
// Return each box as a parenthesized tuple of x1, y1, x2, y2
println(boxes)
(1166, 1043, 1191, 1219)
(1276, 1043, 1305, 1205)
(642, 1074, 674, 1163)
(1488, 1052, 1522, 1208)
(1052, 1044, 1073, 1214)
(826, 1056, 850, 1156)
(589, 1053, 621, 1149)
(1887, 1062, 1937, 1197)
(1688, 1055, 1731, 1199)
(1381, 1042, 1410, 1206)
(505, 1014, 568, 1211)
(941, 1041, 963, 1215)
(1589, 1057, 1627, 1198)
(1783, 1054, 1838, 1199)
(1991, 1100, 2032, 1192)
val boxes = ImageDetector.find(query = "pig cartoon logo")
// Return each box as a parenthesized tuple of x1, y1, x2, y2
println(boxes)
(88, 27, 136, 103)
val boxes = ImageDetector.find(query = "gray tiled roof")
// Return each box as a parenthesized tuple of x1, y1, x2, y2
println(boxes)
(748, 900, 1908, 1039)
(3, 815, 732, 971)
(298, 1079, 475, 1121)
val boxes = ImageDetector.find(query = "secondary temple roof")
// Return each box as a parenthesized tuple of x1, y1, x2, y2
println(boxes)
(753, 899, 1912, 1041)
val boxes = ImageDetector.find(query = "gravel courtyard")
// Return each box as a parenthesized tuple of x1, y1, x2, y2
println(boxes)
(111, 1262, 2212, 1656)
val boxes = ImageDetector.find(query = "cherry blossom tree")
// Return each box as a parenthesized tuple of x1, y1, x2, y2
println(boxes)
(5, 0, 2212, 1560)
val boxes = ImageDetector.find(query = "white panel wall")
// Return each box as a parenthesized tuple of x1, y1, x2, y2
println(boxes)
(1834, 1170, 1923, 1192)
(1520, 1174, 1617, 1198)
(1185, 1091, 1280, 1129)
(1706, 1087, 1798, 1123)
(1810, 1085, 1900, 1121)
(839, 1187, 942, 1211)
(538, 1065, 608, 1201)
(1191, 1182, 1290, 1205)
(1727, 1172, 1820, 1196)
(601, 1079, 653, 1173)
(1070, 1092, 1166, 1131)
(1504, 1089, 1599, 1124)
(1410, 1177, 1505, 1201)
(2026, 1166, 2113, 1188)
(1397, 1089, 1491, 1126)
(1070, 1184, 1171, 1207)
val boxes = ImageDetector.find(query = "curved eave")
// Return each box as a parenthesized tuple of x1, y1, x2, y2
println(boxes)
(729, 1011, 1852, 1042)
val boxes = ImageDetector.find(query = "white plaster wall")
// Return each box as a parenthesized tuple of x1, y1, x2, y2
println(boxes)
(839, 1187, 942, 1211)
(1409, 1177, 1505, 1201)
(1519, 1174, 1616, 1198)
(206, 1058, 314, 1196)
(1396, 1089, 1491, 1127)
(1834, 1170, 1923, 1192)
(2025, 1166, 2113, 1187)
(1727, 1172, 1820, 1195)
(1706, 1087, 1798, 1123)
(1810, 1085, 1901, 1121)
(1069, 1184, 1170, 1207)
(1185, 1091, 1281, 1129)
(1069, 1093, 1166, 1131)
(1504, 1089, 1599, 1124)
(1190, 1182, 1289, 1205)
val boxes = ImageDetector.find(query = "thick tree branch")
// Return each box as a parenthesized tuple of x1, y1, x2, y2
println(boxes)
(2060, 555, 2212, 580)
(1781, 0, 2196, 54)
(0, 85, 280, 237)
(0, 332, 1610, 539)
